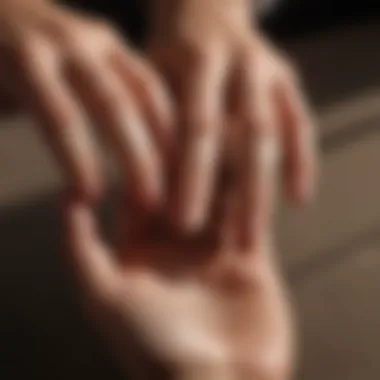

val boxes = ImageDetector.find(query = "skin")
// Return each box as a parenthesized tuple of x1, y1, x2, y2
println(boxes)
(0, 0, 173, 206)
(149, 0, 318, 245)
(1, 1, 318, 378)
(63, 158, 295, 380)
(0, 0, 317, 245)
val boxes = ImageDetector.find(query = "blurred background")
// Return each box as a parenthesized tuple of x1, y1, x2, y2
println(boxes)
(1, 1, 380, 379)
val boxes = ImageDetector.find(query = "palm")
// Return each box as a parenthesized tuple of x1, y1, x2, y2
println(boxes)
(64, 200, 294, 380)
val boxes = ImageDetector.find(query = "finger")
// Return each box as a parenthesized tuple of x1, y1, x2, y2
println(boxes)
(238, 77, 280, 250)
(210, 145, 241, 251)
(67, 55, 162, 207)
(174, 58, 225, 231)
(112, 49, 173, 154)
(18, 37, 102, 202)
(276, 73, 319, 203)
(63, 193, 120, 302)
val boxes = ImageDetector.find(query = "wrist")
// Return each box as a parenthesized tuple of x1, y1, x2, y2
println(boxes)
(0, 0, 52, 44)
(149, 0, 255, 41)
(0, 0, 49, 19)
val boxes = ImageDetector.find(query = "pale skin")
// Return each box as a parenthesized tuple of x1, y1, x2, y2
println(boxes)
(1, 0, 318, 378)
(0, 0, 173, 206)
(63, 156, 295, 380)
(149, 0, 318, 243)
(0, 0, 317, 242)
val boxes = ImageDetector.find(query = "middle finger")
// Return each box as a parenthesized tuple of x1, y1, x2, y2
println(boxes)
(66, 53, 162, 208)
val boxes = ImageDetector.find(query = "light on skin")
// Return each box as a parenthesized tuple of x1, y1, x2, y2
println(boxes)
(149, 0, 317, 240)
(1, 0, 317, 379)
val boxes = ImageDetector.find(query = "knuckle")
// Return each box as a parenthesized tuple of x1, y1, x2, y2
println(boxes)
(12, 34, 57, 76)
(55, 23, 85, 51)
(59, 32, 88, 61)
(13, 33, 48, 60)
(91, 18, 121, 42)
(64, 20, 120, 60)
(66, 36, 92, 61)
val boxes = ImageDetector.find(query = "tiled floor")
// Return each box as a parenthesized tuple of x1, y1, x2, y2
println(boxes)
(1, 22, 380, 380)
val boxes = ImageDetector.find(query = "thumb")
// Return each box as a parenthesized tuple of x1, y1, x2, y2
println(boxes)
(62, 193, 120, 303)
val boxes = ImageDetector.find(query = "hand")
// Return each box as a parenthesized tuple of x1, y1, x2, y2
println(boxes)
(148, 0, 318, 246)
(0, 0, 172, 206)
(62, 178, 295, 380)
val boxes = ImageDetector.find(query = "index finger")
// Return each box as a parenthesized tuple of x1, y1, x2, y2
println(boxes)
(173, 56, 226, 232)
(19, 37, 102, 202)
